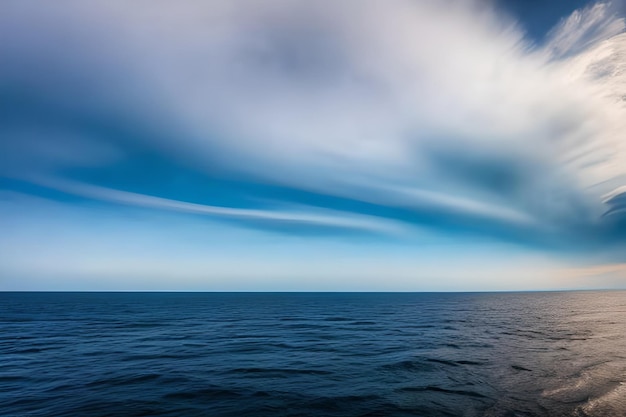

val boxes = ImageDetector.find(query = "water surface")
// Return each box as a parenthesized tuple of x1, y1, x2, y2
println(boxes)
(1, 291, 625, 416)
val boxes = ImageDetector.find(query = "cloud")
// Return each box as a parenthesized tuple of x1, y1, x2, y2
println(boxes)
(544, 1, 625, 59)
(26, 176, 407, 236)
(1, 0, 626, 253)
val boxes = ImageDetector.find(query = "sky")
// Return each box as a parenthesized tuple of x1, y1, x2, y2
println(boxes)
(1, 0, 626, 291)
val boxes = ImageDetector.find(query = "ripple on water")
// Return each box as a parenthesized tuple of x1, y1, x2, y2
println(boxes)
(1, 291, 625, 417)
(577, 382, 626, 417)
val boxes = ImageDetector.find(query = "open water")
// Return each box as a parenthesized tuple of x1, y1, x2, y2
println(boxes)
(1, 291, 625, 416)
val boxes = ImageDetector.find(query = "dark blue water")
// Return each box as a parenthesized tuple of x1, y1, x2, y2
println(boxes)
(1, 292, 625, 417)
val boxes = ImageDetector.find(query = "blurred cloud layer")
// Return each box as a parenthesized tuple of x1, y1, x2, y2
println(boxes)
(1, 0, 626, 289)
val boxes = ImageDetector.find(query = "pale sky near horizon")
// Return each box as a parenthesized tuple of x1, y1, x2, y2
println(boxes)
(2, 0, 626, 291)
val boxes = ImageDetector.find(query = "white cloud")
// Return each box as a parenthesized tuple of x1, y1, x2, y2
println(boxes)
(28, 176, 407, 235)
(2, 0, 626, 243)
(545, 1, 625, 59)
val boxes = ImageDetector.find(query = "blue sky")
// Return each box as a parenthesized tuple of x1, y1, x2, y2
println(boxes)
(2, 0, 626, 291)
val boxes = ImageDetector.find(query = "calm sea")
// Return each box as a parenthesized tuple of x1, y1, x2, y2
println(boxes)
(1, 292, 625, 417)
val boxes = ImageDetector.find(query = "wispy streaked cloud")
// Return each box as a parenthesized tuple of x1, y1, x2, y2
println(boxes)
(28, 176, 408, 235)
(2, 0, 626, 289)
(545, 1, 625, 59)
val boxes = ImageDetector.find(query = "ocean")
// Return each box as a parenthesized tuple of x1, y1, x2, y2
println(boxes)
(1, 291, 625, 416)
